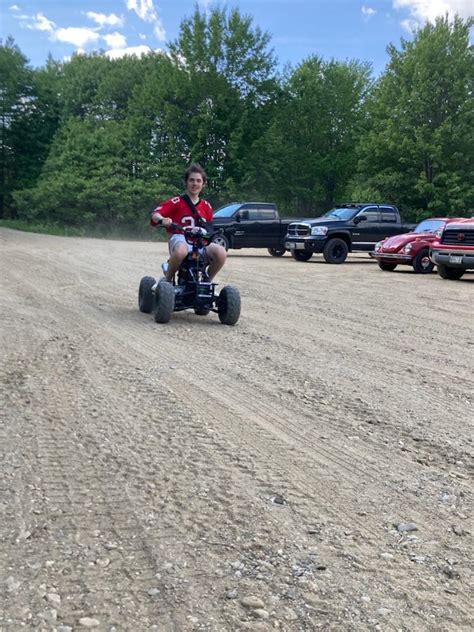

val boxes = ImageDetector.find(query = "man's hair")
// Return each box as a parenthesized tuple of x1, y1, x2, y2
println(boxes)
(184, 163, 207, 184)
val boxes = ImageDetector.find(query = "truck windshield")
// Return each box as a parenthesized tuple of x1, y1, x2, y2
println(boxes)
(413, 219, 444, 233)
(214, 203, 241, 218)
(322, 207, 359, 220)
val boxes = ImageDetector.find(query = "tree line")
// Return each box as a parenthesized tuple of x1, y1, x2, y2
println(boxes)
(0, 8, 472, 234)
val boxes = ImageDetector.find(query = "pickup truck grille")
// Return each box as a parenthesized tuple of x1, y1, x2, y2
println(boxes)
(442, 228, 474, 246)
(287, 223, 311, 237)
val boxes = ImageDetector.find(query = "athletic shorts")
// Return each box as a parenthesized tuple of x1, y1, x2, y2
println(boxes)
(169, 234, 208, 261)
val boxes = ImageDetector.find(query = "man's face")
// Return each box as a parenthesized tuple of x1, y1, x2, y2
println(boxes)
(186, 172, 204, 198)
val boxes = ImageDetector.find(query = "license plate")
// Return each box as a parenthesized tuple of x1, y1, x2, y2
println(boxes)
(286, 242, 305, 250)
(449, 255, 462, 264)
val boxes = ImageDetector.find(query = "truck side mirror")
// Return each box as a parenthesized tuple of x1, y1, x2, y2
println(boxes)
(237, 210, 249, 221)
(354, 214, 367, 224)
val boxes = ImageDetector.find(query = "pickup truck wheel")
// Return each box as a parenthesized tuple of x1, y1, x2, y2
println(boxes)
(138, 276, 156, 313)
(291, 250, 313, 262)
(212, 234, 229, 250)
(267, 247, 286, 257)
(378, 262, 397, 272)
(323, 238, 349, 264)
(437, 264, 465, 280)
(413, 249, 434, 274)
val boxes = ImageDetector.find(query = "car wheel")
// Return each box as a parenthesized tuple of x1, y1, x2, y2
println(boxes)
(153, 281, 175, 323)
(437, 264, 465, 280)
(291, 250, 313, 262)
(323, 238, 349, 264)
(378, 262, 397, 272)
(413, 249, 434, 274)
(218, 286, 241, 325)
(138, 276, 156, 313)
(267, 247, 286, 257)
(212, 233, 229, 250)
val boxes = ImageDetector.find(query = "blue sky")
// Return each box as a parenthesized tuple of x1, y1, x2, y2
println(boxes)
(1, 0, 472, 76)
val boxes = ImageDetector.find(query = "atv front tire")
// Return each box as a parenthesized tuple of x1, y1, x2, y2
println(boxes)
(218, 286, 241, 326)
(138, 276, 156, 313)
(153, 281, 175, 323)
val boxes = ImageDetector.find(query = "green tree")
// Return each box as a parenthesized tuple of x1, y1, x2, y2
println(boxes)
(0, 37, 32, 216)
(251, 57, 372, 214)
(353, 15, 473, 219)
(167, 6, 279, 201)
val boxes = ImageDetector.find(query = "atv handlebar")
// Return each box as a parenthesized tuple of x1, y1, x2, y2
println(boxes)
(154, 219, 212, 246)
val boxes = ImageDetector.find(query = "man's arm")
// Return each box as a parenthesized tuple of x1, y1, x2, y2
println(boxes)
(151, 204, 172, 227)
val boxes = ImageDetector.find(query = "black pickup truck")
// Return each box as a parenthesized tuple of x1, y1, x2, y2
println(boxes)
(211, 202, 304, 256)
(284, 203, 415, 263)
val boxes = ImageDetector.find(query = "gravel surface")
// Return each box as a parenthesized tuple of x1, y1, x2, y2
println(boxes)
(0, 228, 473, 631)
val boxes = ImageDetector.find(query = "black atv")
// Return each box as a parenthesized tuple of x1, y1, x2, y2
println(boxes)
(138, 224, 241, 325)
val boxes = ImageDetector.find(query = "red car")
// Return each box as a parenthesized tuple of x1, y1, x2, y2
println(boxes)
(430, 218, 474, 280)
(369, 218, 462, 274)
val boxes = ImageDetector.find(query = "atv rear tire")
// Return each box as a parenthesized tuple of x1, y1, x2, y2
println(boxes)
(218, 286, 241, 326)
(153, 281, 175, 323)
(138, 276, 156, 313)
(194, 307, 210, 316)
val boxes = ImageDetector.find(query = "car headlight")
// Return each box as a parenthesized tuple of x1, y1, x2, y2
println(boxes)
(311, 226, 328, 236)
(374, 241, 383, 251)
(403, 243, 413, 253)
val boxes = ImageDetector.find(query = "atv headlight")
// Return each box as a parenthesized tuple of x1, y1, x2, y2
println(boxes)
(403, 243, 413, 253)
(311, 226, 328, 236)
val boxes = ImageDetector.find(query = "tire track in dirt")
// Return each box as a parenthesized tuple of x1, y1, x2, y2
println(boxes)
(1, 229, 472, 629)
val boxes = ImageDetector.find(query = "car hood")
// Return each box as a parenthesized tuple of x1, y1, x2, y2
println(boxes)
(380, 232, 435, 252)
(292, 218, 349, 228)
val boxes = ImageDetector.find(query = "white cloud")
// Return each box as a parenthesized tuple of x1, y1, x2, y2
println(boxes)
(54, 27, 100, 48)
(103, 32, 127, 48)
(125, 0, 166, 41)
(35, 14, 55, 32)
(393, 0, 473, 25)
(139, 33, 147, 40)
(10, 5, 20, 10)
(198, 0, 212, 13)
(153, 21, 166, 40)
(362, 6, 377, 20)
(400, 18, 419, 32)
(24, 13, 56, 33)
(126, 0, 154, 21)
(104, 44, 154, 60)
(86, 12, 124, 27)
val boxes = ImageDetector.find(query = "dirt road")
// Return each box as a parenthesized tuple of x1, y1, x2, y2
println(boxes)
(0, 228, 472, 631)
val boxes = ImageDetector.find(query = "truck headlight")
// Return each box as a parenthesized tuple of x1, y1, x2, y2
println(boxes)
(311, 226, 328, 236)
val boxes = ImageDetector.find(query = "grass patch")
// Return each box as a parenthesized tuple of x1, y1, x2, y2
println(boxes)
(0, 219, 167, 241)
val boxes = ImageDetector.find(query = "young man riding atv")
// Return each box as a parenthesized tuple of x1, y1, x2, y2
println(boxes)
(150, 163, 227, 282)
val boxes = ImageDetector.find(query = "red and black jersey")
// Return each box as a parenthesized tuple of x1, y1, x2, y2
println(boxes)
(151, 196, 213, 234)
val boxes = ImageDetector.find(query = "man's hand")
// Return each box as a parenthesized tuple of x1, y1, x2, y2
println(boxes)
(151, 211, 172, 227)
